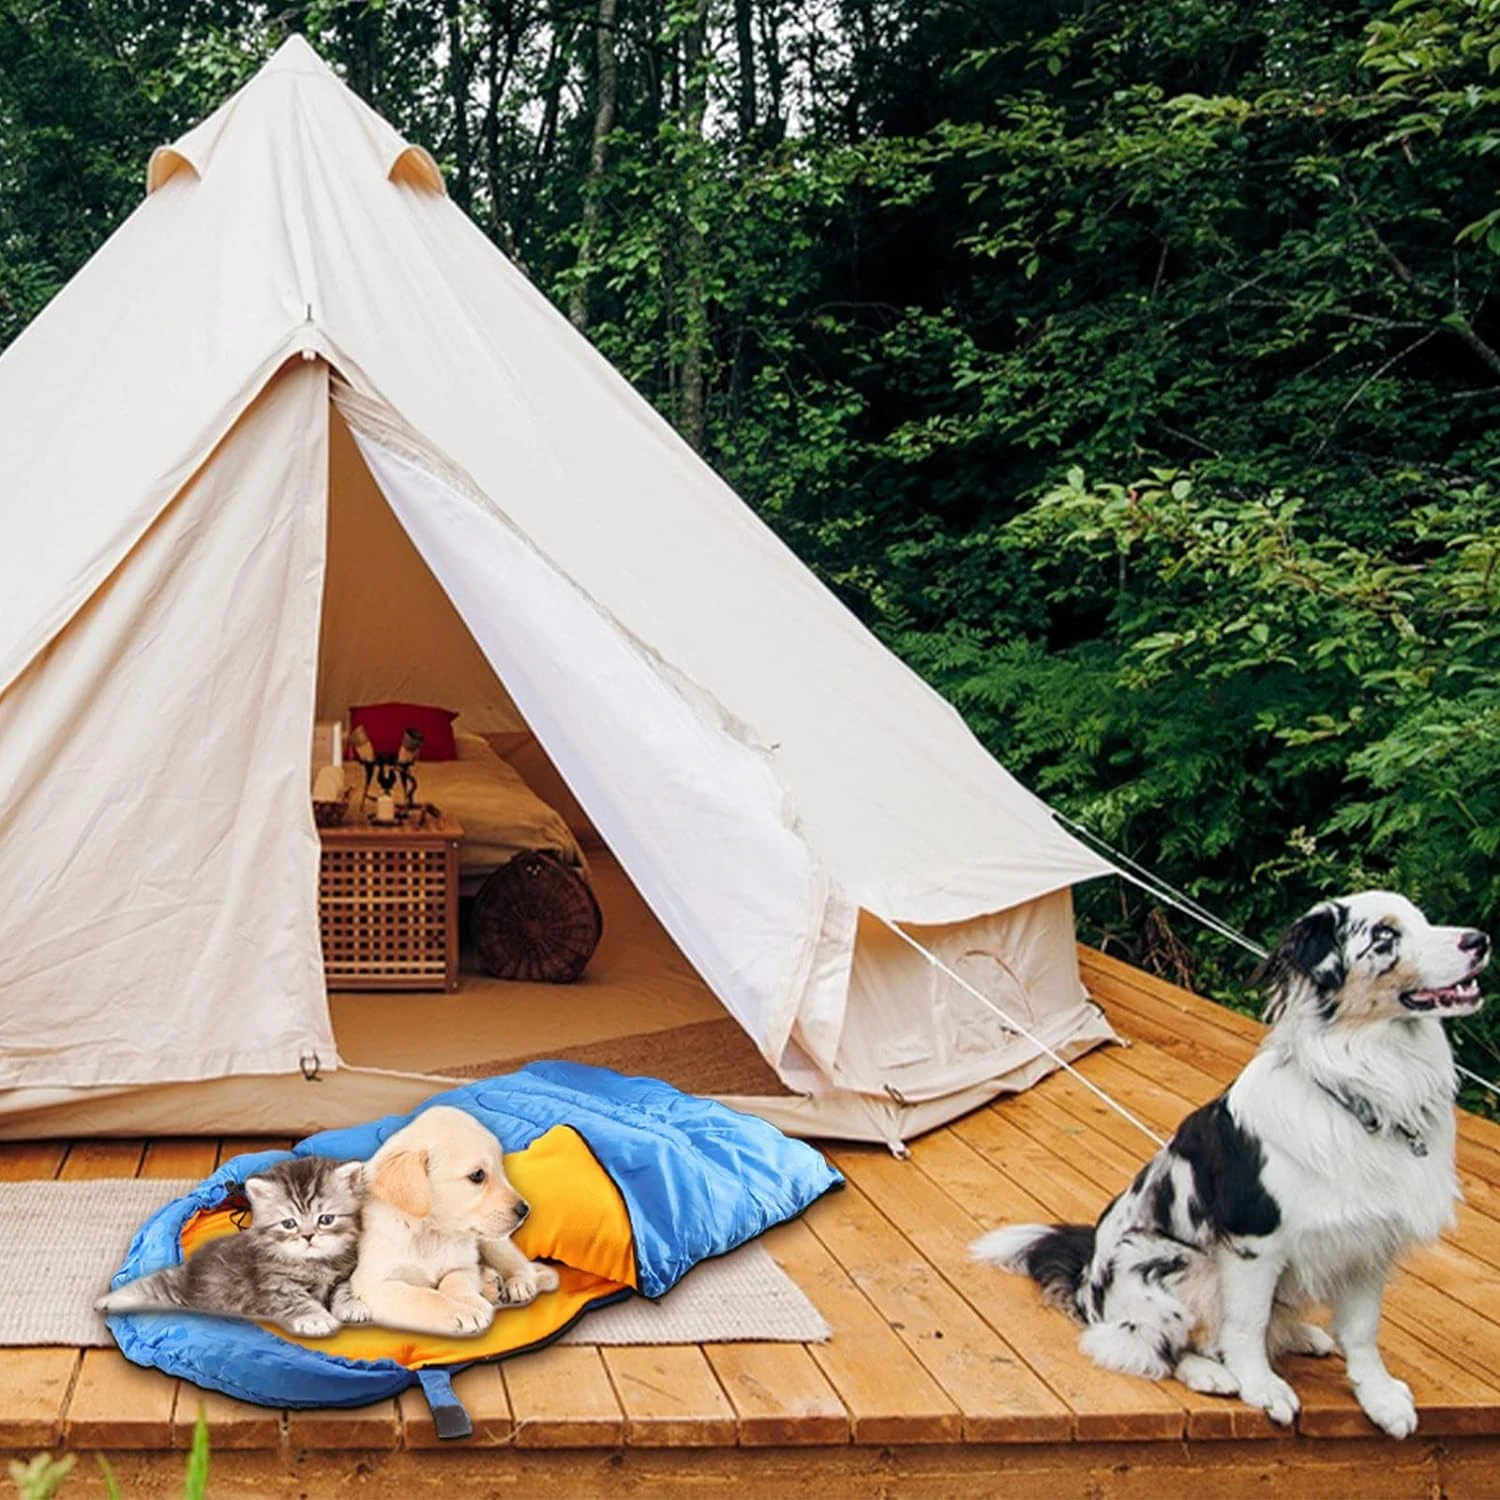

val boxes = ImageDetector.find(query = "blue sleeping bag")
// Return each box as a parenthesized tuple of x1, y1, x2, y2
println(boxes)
(105, 1063, 842, 1437)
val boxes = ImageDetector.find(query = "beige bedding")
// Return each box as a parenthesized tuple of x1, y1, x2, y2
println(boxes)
(343, 732, 584, 875)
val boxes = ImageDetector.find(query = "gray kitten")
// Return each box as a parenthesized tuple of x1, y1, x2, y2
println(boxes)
(97, 1156, 365, 1338)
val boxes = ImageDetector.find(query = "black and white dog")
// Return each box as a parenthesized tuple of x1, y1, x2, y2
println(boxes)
(972, 892, 1489, 1438)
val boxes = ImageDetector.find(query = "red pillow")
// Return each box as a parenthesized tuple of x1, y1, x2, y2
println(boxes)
(348, 702, 458, 761)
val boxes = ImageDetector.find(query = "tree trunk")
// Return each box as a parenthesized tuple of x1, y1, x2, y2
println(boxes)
(444, 0, 472, 209)
(482, 0, 527, 253)
(334, 1, 381, 104)
(483, 17, 502, 238)
(677, 0, 710, 452)
(734, 0, 756, 141)
(568, 0, 619, 332)
(530, 21, 567, 205)
(758, 0, 786, 143)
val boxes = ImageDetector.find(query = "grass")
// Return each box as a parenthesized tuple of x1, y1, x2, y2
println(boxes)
(9, 1406, 208, 1499)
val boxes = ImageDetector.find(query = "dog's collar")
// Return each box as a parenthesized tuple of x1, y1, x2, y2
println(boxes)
(1318, 1081, 1429, 1157)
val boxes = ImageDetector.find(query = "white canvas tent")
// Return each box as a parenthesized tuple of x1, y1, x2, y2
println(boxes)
(0, 38, 1116, 1147)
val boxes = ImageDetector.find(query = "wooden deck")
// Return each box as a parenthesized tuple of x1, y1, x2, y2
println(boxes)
(4, 949, 1500, 1496)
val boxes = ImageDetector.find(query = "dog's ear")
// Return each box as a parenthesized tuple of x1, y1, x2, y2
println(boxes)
(1259, 901, 1347, 1021)
(370, 1146, 431, 1218)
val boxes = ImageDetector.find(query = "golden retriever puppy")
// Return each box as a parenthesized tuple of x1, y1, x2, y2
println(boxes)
(342, 1105, 559, 1336)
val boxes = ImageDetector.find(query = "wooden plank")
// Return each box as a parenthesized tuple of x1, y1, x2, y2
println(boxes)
(601, 1346, 738, 1447)
(285, 1399, 399, 1450)
(1405, 1236, 1500, 1335)
(63, 1348, 176, 1448)
(1081, 947, 1264, 1043)
(503, 1344, 625, 1448)
(58, 1140, 144, 1179)
(1103, 1030, 1238, 1105)
(141, 1138, 220, 1179)
(1455, 1170, 1500, 1233)
(1383, 1270, 1500, 1389)
(998, 1085, 1144, 1189)
(1296, 1321, 1500, 1438)
(1455, 1128, 1500, 1188)
(760, 1214, 963, 1445)
(703, 1343, 849, 1446)
(954, 1102, 1128, 1216)
(4, 1433, 1482, 1497)
(0, 1348, 79, 1449)
(821, 1148, 1152, 1442)
(399, 1364, 512, 1447)
(217, 1137, 295, 1168)
(1071, 1050, 1201, 1139)
(172, 1387, 282, 1450)
(0, 1141, 67, 1180)
(1095, 1000, 1245, 1087)
(1462, 1107, 1500, 1157)
(1086, 965, 1250, 1061)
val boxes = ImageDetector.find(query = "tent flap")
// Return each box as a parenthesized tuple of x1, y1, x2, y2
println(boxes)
(0, 362, 336, 1090)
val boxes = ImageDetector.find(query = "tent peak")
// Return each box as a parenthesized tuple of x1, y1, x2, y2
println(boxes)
(263, 33, 336, 75)
(146, 33, 445, 197)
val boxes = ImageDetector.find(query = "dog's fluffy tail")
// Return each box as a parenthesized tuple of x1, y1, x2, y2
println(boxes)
(970, 1223, 1095, 1314)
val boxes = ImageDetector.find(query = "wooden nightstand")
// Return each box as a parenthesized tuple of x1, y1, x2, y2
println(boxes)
(317, 812, 463, 991)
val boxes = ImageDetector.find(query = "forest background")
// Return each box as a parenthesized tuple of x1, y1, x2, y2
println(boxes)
(2, 0, 1497, 1100)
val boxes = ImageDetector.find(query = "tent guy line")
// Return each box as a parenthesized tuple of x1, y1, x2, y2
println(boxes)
(877, 913, 1169, 1150)
(1053, 811, 1272, 959)
(1054, 812, 1500, 1102)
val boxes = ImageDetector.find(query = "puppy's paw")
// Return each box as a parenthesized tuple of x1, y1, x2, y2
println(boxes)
(444, 1296, 496, 1337)
(331, 1286, 371, 1324)
(286, 1307, 341, 1339)
(1356, 1376, 1417, 1439)
(479, 1266, 503, 1304)
(1237, 1371, 1300, 1427)
(493, 1261, 558, 1307)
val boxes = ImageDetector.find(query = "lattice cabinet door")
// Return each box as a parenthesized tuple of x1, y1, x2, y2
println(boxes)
(317, 818, 461, 991)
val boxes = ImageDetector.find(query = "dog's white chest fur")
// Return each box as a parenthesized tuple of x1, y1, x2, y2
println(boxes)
(365, 1204, 481, 1285)
(1232, 1032, 1460, 1299)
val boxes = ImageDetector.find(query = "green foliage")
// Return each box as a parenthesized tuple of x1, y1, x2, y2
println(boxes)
(8, 1454, 74, 1500)
(0, 0, 1497, 1092)
(181, 1403, 210, 1498)
(8, 1408, 208, 1498)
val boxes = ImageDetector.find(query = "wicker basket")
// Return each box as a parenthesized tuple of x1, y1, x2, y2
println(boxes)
(473, 851, 602, 983)
(312, 788, 352, 828)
